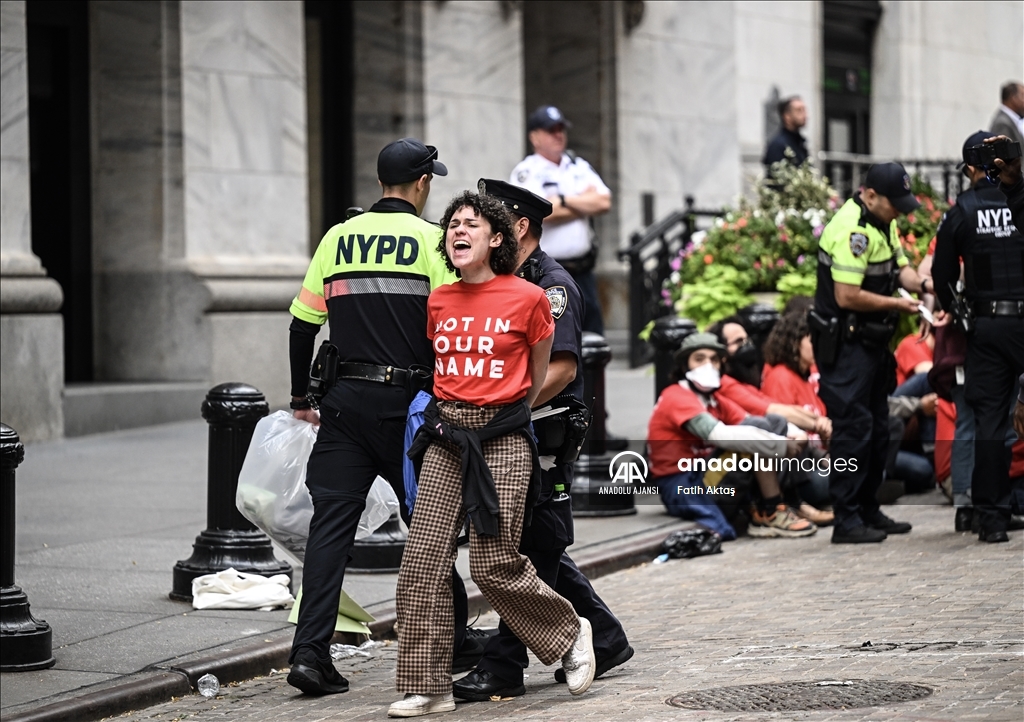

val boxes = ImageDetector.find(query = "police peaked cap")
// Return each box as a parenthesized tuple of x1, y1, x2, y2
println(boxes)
(477, 178, 552, 226)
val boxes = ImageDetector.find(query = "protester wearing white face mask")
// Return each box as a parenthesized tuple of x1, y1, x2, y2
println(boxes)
(647, 333, 816, 538)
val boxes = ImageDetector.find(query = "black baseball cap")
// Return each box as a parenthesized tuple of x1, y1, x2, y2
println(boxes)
(958, 129, 992, 169)
(527, 105, 572, 132)
(864, 162, 919, 214)
(377, 138, 448, 184)
(477, 178, 552, 226)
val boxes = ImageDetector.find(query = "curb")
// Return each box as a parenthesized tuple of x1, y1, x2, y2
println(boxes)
(3, 524, 680, 722)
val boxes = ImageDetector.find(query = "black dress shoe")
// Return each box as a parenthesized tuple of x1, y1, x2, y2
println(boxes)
(452, 627, 498, 674)
(954, 506, 973, 532)
(1009, 516, 1024, 531)
(287, 651, 350, 695)
(863, 510, 912, 534)
(979, 528, 1009, 543)
(452, 669, 525, 701)
(832, 524, 887, 544)
(554, 644, 634, 683)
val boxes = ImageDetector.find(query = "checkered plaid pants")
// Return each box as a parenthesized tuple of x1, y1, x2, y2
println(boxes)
(395, 401, 580, 694)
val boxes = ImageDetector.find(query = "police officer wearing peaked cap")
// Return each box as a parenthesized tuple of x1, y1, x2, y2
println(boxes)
(812, 162, 928, 544)
(932, 130, 1024, 543)
(285, 138, 456, 695)
(451, 179, 633, 702)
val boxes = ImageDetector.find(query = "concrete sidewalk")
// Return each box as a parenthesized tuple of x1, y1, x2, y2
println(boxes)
(0, 363, 664, 721)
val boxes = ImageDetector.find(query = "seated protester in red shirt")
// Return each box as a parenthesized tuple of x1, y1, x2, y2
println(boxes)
(393, 192, 596, 716)
(647, 333, 816, 539)
(708, 317, 832, 444)
(761, 311, 835, 522)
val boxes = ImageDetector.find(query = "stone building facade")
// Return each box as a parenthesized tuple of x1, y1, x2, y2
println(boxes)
(1, 0, 1020, 440)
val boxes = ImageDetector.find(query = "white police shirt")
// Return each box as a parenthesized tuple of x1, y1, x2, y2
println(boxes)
(509, 153, 610, 260)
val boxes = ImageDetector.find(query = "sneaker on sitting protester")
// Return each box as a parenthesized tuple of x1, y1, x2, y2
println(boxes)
(388, 693, 455, 718)
(796, 502, 834, 526)
(747, 504, 817, 538)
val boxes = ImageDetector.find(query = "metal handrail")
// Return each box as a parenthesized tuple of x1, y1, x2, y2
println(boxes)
(619, 196, 724, 367)
(816, 151, 963, 201)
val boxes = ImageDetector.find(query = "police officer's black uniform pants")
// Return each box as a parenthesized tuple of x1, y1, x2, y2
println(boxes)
(289, 380, 409, 664)
(473, 501, 628, 684)
(817, 340, 891, 531)
(965, 316, 1024, 532)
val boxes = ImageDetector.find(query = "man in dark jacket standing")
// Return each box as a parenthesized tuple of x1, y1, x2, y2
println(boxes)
(764, 96, 809, 172)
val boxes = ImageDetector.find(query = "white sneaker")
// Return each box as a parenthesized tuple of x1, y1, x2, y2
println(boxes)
(387, 693, 455, 718)
(561, 617, 596, 695)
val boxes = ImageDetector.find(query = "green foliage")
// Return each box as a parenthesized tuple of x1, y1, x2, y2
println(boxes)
(895, 176, 950, 266)
(775, 272, 818, 308)
(675, 265, 755, 329)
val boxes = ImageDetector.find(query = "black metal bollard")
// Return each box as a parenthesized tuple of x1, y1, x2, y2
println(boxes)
(0, 424, 55, 671)
(170, 383, 292, 601)
(572, 333, 636, 517)
(349, 511, 406, 573)
(649, 316, 697, 400)
(736, 303, 780, 386)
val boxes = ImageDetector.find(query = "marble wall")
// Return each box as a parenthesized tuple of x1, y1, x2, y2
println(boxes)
(89, 1, 308, 407)
(734, 1, 821, 190)
(421, 0, 524, 223)
(615, 2, 741, 241)
(179, 0, 309, 270)
(1, 0, 37, 273)
(1, 0, 64, 440)
(872, 0, 1024, 160)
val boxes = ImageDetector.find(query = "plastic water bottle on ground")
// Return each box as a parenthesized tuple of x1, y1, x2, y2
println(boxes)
(197, 673, 220, 698)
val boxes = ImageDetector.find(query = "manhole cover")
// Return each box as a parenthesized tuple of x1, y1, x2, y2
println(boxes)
(667, 679, 932, 712)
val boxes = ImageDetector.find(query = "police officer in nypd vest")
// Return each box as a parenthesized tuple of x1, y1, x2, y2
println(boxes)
(933, 130, 1024, 544)
(811, 163, 928, 544)
(451, 179, 633, 702)
(285, 139, 455, 695)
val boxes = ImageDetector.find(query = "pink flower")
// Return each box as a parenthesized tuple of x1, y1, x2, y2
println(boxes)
(797, 254, 806, 265)
(736, 217, 748, 229)
(779, 233, 789, 242)
(753, 261, 762, 269)
(813, 224, 824, 238)
(661, 289, 672, 300)
(776, 259, 786, 268)
(669, 256, 681, 272)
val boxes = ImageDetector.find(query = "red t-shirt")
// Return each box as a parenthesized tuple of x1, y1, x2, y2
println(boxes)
(428, 274, 553, 407)
(894, 332, 933, 386)
(718, 375, 772, 416)
(761, 364, 827, 417)
(647, 382, 748, 477)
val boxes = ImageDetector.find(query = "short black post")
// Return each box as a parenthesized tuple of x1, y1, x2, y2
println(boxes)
(649, 316, 697, 400)
(349, 511, 406, 573)
(572, 333, 636, 517)
(736, 303, 780, 385)
(0, 424, 55, 672)
(171, 383, 292, 601)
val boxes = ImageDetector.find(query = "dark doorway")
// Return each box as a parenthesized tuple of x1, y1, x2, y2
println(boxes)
(305, 1, 355, 253)
(27, 0, 93, 383)
(822, 0, 881, 194)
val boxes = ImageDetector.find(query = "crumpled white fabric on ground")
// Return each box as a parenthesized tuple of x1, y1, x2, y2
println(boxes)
(191, 568, 295, 610)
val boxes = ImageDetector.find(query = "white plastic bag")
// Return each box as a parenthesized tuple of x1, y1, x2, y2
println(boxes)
(235, 411, 400, 564)
(191, 568, 294, 610)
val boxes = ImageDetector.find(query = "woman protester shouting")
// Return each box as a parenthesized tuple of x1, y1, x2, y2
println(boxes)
(389, 191, 596, 718)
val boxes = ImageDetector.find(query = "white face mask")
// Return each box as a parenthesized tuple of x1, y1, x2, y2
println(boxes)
(685, 362, 721, 393)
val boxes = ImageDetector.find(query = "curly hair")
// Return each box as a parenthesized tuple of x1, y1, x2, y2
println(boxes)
(437, 191, 519, 275)
(762, 311, 810, 377)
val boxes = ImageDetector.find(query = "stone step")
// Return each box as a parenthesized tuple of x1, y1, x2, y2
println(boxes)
(63, 382, 208, 437)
